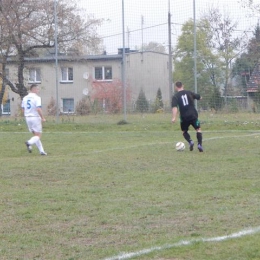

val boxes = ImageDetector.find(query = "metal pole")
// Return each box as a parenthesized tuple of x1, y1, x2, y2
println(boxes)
(54, 0, 59, 122)
(141, 15, 144, 52)
(122, 0, 127, 121)
(193, 0, 198, 109)
(168, 0, 173, 106)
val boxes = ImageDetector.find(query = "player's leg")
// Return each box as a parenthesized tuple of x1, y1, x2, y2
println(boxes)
(181, 121, 194, 151)
(25, 118, 47, 155)
(35, 138, 47, 155)
(25, 118, 37, 153)
(25, 141, 32, 153)
(192, 119, 203, 152)
(26, 118, 40, 146)
(196, 130, 203, 152)
(27, 135, 40, 145)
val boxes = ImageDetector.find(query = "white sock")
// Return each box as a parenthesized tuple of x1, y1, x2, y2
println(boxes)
(28, 136, 40, 145)
(36, 139, 45, 153)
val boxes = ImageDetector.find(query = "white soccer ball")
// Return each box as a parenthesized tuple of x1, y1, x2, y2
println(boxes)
(176, 142, 185, 151)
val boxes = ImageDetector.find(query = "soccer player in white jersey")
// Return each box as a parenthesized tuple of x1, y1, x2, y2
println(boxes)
(21, 84, 47, 155)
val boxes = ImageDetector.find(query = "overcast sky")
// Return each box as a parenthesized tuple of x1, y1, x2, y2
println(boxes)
(78, 0, 258, 54)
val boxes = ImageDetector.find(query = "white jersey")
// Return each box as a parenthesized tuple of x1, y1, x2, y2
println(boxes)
(22, 92, 42, 117)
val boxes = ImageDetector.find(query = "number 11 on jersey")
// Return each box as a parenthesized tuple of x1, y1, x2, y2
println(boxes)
(181, 94, 189, 106)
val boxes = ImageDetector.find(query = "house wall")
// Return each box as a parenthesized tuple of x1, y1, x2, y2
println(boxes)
(5, 51, 171, 116)
(126, 52, 170, 109)
(6, 58, 122, 116)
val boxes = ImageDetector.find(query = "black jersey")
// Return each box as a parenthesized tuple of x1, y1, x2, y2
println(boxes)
(171, 90, 201, 121)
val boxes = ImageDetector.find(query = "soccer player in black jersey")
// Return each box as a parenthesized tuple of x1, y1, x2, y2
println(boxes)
(171, 81, 203, 152)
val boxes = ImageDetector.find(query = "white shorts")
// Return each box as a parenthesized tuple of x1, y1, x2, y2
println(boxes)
(25, 117, 42, 133)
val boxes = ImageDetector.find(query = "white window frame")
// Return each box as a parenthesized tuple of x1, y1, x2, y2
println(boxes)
(28, 68, 41, 83)
(61, 67, 73, 82)
(94, 66, 112, 81)
(1, 99, 10, 115)
(62, 98, 74, 113)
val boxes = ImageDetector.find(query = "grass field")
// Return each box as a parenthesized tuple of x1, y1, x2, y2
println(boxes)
(0, 112, 260, 260)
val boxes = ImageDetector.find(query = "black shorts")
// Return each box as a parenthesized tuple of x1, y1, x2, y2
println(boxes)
(180, 118, 201, 131)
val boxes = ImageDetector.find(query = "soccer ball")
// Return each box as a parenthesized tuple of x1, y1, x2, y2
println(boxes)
(176, 142, 185, 151)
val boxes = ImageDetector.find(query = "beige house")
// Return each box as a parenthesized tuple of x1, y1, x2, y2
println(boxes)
(4, 50, 171, 116)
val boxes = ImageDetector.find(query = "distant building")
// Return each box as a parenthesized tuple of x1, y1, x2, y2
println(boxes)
(3, 49, 170, 116)
(247, 63, 260, 93)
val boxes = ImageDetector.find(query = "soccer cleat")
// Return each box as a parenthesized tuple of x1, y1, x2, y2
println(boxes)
(189, 141, 194, 151)
(40, 152, 47, 156)
(198, 144, 203, 152)
(25, 141, 32, 153)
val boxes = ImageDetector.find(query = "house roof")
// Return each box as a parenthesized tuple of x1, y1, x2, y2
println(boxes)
(6, 54, 123, 63)
(5, 49, 169, 64)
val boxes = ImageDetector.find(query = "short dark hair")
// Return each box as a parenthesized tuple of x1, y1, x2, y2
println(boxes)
(175, 81, 183, 88)
(30, 84, 38, 90)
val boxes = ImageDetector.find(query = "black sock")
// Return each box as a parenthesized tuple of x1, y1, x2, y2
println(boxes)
(183, 131, 191, 143)
(197, 132, 202, 145)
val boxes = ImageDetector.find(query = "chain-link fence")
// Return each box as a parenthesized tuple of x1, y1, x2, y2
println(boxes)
(1, 0, 260, 118)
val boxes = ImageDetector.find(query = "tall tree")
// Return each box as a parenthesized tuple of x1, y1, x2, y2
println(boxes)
(173, 19, 221, 109)
(232, 23, 260, 93)
(91, 79, 131, 114)
(0, 8, 12, 116)
(136, 88, 149, 113)
(201, 7, 248, 98)
(155, 88, 163, 108)
(0, 0, 103, 103)
(138, 41, 166, 53)
(239, 0, 260, 13)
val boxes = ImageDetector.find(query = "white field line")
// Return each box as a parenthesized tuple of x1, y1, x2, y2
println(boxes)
(2, 130, 260, 135)
(100, 132, 260, 260)
(0, 132, 259, 159)
(1, 130, 260, 257)
(103, 226, 260, 260)
(64, 132, 260, 155)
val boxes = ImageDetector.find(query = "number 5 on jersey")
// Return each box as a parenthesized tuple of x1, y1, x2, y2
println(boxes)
(27, 99, 31, 109)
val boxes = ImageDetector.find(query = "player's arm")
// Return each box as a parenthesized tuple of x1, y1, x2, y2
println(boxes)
(36, 107, 46, 122)
(172, 106, 178, 123)
(192, 92, 202, 100)
(21, 100, 25, 115)
(171, 96, 178, 123)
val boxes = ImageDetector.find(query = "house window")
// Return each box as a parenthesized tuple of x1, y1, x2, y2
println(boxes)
(95, 67, 103, 80)
(104, 67, 112, 79)
(61, 67, 73, 82)
(94, 66, 112, 80)
(62, 98, 74, 113)
(29, 68, 41, 83)
(2, 99, 10, 115)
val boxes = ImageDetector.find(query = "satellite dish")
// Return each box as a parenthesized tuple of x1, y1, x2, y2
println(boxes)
(82, 88, 89, 96)
(83, 72, 89, 79)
